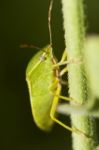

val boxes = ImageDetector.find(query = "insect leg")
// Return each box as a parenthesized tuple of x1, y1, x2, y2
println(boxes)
(50, 85, 88, 136)
(60, 49, 67, 63)
(55, 95, 80, 104)
(60, 67, 68, 76)
(53, 50, 83, 68)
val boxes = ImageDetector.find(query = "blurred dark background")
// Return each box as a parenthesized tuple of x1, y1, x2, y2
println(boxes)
(0, 0, 99, 150)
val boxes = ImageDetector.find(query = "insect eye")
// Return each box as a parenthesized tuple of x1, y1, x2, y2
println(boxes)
(40, 54, 47, 61)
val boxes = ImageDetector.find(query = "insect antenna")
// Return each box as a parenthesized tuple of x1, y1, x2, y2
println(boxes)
(20, 44, 40, 50)
(48, 0, 54, 47)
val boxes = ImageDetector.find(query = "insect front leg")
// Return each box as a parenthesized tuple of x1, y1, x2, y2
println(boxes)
(60, 49, 67, 63)
(53, 50, 68, 68)
(53, 49, 83, 69)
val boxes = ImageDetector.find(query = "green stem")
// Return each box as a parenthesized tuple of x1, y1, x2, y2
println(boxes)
(61, 0, 96, 150)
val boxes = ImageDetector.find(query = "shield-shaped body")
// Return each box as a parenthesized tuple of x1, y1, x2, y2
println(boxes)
(26, 45, 59, 131)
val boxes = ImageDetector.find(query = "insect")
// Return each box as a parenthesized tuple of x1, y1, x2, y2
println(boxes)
(26, 0, 86, 135)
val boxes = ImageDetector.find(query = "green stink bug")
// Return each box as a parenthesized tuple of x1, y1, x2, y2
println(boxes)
(26, 44, 70, 131)
(26, 0, 86, 135)
(26, 45, 56, 130)
(26, 0, 68, 131)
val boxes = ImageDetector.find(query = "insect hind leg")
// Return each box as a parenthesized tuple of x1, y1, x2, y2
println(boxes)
(50, 94, 82, 134)
(50, 84, 79, 134)
(50, 85, 91, 138)
(50, 97, 91, 138)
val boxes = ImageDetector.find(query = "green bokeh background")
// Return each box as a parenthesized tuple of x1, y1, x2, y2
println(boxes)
(0, 0, 99, 150)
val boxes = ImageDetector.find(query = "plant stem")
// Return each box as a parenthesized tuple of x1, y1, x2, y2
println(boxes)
(61, 0, 96, 150)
